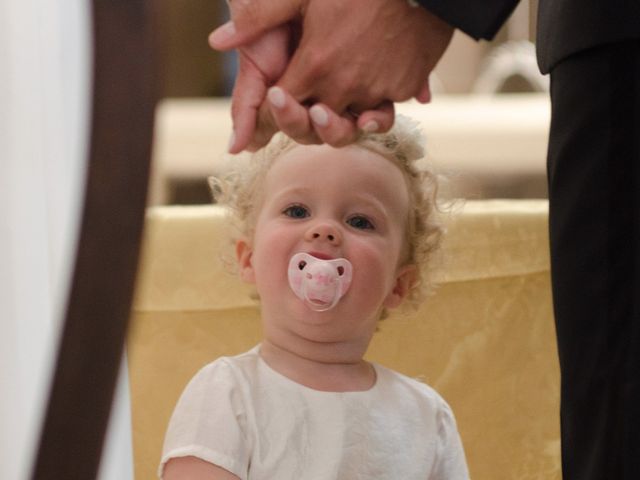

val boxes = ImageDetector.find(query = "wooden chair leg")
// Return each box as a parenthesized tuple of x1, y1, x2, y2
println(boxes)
(31, 1, 157, 479)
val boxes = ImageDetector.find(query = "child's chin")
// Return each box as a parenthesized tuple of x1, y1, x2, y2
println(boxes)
(294, 301, 343, 324)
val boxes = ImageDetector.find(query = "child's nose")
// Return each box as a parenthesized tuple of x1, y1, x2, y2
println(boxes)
(305, 222, 342, 245)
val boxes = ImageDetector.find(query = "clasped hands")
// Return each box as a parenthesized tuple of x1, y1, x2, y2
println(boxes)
(209, 0, 453, 153)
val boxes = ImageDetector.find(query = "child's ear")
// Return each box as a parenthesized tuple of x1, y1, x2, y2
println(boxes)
(383, 264, 417, 309)
(236, 238, 255, 284)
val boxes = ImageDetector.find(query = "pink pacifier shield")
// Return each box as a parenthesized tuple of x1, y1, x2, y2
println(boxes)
(287, 252, 353, 311)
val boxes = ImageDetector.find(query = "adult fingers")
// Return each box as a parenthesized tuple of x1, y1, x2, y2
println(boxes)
(356, 101, 395, 134)
(209, 0, 304, 51)
(308, 104, 359, 147)
(245, 105, 279, 152)
(307, 101, 396, 148)
(265, 86, 322, 145)
(228, 53, 268, 153)
(414, 78, 432, 104)
(239, 26, 291, 80)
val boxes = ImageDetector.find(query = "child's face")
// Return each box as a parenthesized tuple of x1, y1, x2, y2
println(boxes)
(236, 144, 416, 346)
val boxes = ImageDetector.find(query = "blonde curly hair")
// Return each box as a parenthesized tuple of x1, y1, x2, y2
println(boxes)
(210, 115, 444, 309)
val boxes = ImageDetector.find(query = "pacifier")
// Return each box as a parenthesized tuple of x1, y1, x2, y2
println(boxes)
(287, 252, 353, 312)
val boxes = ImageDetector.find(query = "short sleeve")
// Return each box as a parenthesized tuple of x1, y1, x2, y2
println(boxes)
(430, 400, 470, 480)
(158, 360, 251, 479)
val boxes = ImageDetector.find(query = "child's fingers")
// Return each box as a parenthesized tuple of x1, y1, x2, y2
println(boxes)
(356, 101, 396, 134)
(267, 86, 322, 145)
(309, 104, 359, 147)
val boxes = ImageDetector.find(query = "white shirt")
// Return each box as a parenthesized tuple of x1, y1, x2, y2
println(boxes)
(160, 346, 469, 480)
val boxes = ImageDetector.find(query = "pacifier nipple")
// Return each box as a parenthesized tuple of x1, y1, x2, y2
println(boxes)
(287, 252, 353, 312)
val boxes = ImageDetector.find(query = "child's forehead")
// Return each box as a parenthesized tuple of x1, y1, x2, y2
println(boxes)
(268, 143, 398, 176)
(256, 144, 410, 204)
(257, 143, 410, 211)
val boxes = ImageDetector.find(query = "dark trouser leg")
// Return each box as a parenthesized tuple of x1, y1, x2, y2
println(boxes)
(547, 40, 640, 480)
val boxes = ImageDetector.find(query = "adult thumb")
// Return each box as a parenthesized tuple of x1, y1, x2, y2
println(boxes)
(209, 0, 302, 50)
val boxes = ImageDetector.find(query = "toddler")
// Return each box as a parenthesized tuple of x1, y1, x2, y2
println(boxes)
(160, 116, 469, 479)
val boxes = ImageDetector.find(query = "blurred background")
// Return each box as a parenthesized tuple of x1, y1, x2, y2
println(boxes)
(151, 0, 550, 206)
(0, 2, 552, 479)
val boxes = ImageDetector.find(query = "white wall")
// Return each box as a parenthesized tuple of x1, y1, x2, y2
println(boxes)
(0, 1, 133, 478)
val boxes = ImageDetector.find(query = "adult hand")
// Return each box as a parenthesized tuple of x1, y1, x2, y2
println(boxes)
(278, 0, 451, 111)
(225, 25, 291, 153)
(259, 86, 397, 150)
(213, 3, 395, 152)
(210, 0, 453, 149)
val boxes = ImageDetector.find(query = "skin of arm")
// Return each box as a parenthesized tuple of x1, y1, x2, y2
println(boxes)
(210, 0, 453, 152)
(163, 456, 241, 480)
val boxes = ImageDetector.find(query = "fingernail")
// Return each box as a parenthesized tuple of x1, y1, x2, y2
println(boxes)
(227, 130, 236, 152)
(209, 21, 236, 46)
(267, 87, 285, 109)
(310, 105, 328, 127)
(362, 120, 379, 133)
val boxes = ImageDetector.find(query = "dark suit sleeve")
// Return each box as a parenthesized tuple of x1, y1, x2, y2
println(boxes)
(415, 0, 521, 40)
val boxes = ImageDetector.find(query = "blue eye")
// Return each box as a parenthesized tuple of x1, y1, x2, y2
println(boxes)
(347, 215, 374, 230)
(283, 205, 309, 219)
